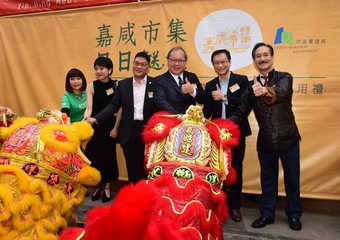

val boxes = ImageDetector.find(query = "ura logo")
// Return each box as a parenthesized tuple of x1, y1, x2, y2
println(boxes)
(274, 27, 293, 44)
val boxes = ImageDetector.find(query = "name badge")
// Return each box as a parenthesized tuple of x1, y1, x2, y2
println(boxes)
(148, 92, 153, 98)
(229, 83, 240, 93)
(106, 88, 114, 95)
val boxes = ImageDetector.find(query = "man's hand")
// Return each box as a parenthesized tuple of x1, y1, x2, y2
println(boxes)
(85, 117, 97, 125)
(109, 128, 118, 138)
(0, 106, 14, 117)
(212, 84, 224, 101)
(6, 107, 14, 117)
(252, 76, 267, 97)
(181, 78, 194, 94)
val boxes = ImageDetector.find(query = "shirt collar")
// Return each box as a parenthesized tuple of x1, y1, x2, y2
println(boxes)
(219, 71, 231, 82)
(260, 68, 275, 79)
(169, 71, 184, 81)
(133, 75, 147, 85)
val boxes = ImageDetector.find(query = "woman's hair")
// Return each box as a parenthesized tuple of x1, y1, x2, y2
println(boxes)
(65, 68, 87, 93)
(94, 57, 113, 75)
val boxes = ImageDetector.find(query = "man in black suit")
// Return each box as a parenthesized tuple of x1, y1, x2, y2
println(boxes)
(86, 52, 158, 183)
(231, 43, 302, 231)
(203, 49, 251, 222)
(154, 46, 205, 114)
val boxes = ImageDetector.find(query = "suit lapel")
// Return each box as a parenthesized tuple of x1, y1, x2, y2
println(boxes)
(183, 71, 187, 83)
(213, 76, 220, 89)
(126, 77, 134, 110)
(212, 77, 223, 115)
(228, 72, 235, 91)
(228, 72, 241, 94)
(143, 76, 152, 110)
(167, 71, 182, 93)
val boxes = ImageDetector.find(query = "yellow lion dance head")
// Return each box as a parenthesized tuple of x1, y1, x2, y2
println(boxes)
(0, 108, 100, 240)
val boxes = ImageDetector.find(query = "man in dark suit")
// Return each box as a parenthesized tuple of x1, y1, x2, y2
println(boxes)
(86, 52, 158, 183)
(203, 49, 251, 222)
(154, 46, 205, 114)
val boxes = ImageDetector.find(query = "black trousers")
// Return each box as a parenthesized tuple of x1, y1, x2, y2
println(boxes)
(258, 141, 302, 219)
(228, 136, 246, 210)
(121, 122, 147, 184)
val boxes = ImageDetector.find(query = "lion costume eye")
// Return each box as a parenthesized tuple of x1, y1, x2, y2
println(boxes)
(40, 124, 79, 153)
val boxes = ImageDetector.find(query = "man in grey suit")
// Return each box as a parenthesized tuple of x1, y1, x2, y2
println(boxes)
(153, 46, 205, 114)
(86, 52, 158, 183)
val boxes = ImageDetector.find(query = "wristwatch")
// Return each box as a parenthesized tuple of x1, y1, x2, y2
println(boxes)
(222, 93, 227, 102)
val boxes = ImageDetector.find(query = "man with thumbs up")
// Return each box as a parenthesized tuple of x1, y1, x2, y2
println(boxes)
(154, 46, 206, 114)
(203, 49, 251, 223)
(230, 43, 302, 231)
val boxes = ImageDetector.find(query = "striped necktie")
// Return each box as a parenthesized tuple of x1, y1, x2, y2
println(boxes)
(178, 76, 183, 86)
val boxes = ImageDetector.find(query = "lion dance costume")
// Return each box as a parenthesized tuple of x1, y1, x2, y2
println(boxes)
(59, 105, 240, 240)
(0, 108, 100, 240)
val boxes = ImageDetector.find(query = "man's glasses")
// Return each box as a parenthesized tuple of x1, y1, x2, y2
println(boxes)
(133, 61, 149, 68)
(212, 60, 229, 66)
(168, 58, 186, 64)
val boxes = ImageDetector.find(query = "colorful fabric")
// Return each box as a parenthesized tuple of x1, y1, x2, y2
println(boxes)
(59, 105, 240, 240)
(0, 108, 100, 240)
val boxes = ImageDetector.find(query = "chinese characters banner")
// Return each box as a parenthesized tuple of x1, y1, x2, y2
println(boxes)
(0, 0, 339, 200)
(0, 0, 134, 16)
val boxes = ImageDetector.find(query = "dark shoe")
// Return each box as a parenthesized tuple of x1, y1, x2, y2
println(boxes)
(102, 187, 111, 203)
(252, 217, 274, 228)
(288, 217, 302, 231)
(91, 187, 102, 201)
(230, 209, 242, 222)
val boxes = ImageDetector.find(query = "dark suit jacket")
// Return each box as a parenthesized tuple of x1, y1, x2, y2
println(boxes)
(95, 76, 158, 145)
(153, 70, 206, 114)
(230, 69, 300, 152)
(203, 72, 251, 137)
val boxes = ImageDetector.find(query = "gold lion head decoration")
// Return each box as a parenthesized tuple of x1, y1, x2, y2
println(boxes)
(36, 108, 65, 124)
(182, 105, 206, 125)
(143, 105, 240, 187)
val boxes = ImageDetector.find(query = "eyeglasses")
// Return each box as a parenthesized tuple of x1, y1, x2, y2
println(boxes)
(133, 61, 149, 68)
(212, 60, 229, 66)
(168, 58, 186, 64)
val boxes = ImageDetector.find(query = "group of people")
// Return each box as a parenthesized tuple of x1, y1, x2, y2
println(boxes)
(61, 57, 121, 203)
(59, 43, 302, 231)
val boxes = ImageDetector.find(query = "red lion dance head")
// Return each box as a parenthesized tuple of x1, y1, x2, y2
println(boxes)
(60, 105, 239, 240)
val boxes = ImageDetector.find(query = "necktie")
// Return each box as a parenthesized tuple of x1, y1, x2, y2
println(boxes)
(262, 76, 269, 86)
(178, 76, 183, 86)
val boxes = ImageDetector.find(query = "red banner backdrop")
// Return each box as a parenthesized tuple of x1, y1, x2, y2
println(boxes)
(0, 0, 136, 16)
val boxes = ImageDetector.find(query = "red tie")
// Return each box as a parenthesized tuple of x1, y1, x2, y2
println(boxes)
(262, 76, 269, 86)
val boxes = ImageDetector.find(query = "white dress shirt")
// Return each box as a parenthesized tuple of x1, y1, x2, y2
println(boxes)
(133, 76, 147, 121)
